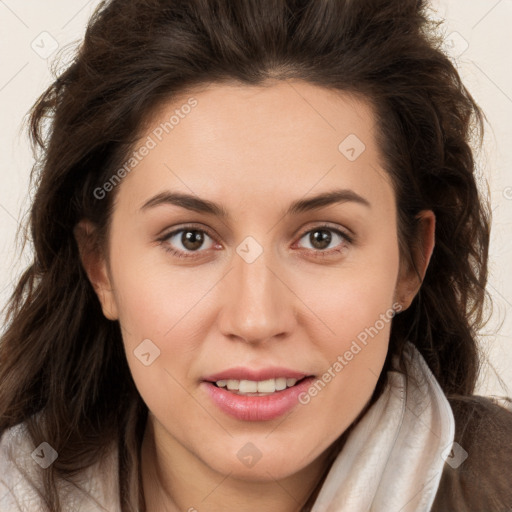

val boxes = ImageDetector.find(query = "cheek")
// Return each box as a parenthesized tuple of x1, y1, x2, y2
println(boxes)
(107, 231, 192, 336)
(118, 274, 201, 427)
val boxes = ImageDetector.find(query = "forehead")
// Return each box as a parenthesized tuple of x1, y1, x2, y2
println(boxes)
(115, 80, 393, 215)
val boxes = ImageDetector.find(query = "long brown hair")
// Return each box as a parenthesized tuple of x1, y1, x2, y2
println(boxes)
(0, 1, 503, 510)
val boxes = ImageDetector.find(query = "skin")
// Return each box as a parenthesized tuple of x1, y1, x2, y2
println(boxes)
(75, 80, 435, 512)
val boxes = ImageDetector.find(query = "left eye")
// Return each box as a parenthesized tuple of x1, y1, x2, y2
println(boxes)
(296, 227, 349, 253)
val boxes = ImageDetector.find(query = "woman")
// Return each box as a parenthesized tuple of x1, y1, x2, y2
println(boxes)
(1, 0, 511, 510)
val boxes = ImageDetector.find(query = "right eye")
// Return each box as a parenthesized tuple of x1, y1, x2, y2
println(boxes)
(158, 225, 219, 259)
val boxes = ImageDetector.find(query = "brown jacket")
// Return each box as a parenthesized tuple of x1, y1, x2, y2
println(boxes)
(431, 395, 512, 511)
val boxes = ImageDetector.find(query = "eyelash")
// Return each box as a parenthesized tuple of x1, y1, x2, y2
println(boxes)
(157, 223, 353, 260)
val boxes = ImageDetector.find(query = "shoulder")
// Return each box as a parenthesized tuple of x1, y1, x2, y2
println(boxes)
(0, 421, 120, 511)
(0, 422, 46, 511)
(432, 395, 512, 512)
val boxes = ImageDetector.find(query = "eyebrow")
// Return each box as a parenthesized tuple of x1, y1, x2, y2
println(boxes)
(139, 188, 371, 219)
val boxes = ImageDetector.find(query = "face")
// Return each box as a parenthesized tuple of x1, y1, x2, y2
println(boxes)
(79, 80, 429, 483)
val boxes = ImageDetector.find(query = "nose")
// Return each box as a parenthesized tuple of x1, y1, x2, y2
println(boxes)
(217, 241, 297, 345)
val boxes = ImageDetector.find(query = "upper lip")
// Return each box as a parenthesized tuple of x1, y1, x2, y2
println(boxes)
(203, 366, 312, 382)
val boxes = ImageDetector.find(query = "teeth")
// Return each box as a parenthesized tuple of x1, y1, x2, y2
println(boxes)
(255, 379, 275, 393)
(275, 377, 287, 390)
(226, 380, 239, 391)
(215, 377, 301, 394)
(239, 380, 258, 393)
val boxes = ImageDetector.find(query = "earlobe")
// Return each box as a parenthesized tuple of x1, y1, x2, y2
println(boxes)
(73, 219, 119, 321)
(395, 210, 436, 311)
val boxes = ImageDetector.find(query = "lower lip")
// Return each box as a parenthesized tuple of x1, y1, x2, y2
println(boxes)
(201, 377, 316, 421)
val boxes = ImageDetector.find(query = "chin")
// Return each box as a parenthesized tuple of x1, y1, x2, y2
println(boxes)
(205, 448, 312, 482)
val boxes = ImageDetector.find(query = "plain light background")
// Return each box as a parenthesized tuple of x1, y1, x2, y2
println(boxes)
(1, 0, 511, 398)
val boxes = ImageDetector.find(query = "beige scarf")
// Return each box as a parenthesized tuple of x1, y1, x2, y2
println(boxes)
(311, 340, 455, 512)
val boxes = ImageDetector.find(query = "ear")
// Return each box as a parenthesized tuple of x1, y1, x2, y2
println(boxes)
(73, 219, 119, 321)
(395, 210, 435, 311)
